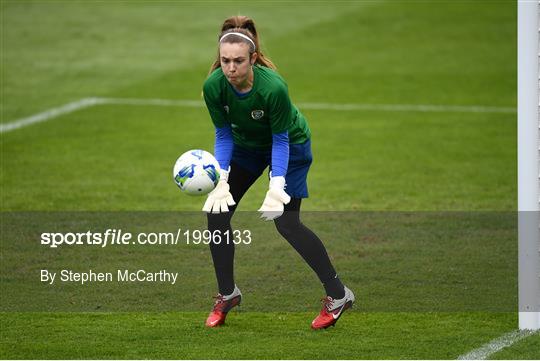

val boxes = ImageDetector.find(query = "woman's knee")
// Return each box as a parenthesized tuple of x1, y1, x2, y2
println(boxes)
(207, 212, 233, 231)
(274, 213, 301, 238)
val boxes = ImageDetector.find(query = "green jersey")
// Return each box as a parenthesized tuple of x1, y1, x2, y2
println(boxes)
(203, 65, 311, 149)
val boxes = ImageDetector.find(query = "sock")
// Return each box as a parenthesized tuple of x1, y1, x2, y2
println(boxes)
(323, 274, 345, 299)
(215, 266, 235, 296)
(274, 201, 346, 300)
(222, 285, 238, 299)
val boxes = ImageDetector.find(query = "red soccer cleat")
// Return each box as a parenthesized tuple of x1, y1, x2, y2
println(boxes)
(205, 286, 242, 327)
(311, 286, 355, 330)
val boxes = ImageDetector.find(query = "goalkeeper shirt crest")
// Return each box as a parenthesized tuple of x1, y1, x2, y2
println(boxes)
(203, 65, 311, 149)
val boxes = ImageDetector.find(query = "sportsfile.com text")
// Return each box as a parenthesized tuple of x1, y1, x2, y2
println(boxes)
(40, 229, 252, 248)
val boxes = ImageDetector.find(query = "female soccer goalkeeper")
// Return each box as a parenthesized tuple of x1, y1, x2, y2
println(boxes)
(202, 15, 354, 329)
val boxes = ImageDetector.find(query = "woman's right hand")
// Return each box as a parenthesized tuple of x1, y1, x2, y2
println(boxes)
(202, 175, 236, 213)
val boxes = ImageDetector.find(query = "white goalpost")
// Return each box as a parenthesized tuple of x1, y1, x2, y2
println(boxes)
(518, 0, 540, 331)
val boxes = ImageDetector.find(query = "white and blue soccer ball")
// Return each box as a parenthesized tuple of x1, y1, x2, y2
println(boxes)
(173, 150, 220, 196)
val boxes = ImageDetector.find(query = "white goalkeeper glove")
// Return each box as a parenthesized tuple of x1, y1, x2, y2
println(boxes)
(258, 176, 291, 221)
(202, 168, 236, 213)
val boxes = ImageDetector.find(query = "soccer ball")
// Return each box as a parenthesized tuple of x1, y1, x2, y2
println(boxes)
(173, 150, 220, 196)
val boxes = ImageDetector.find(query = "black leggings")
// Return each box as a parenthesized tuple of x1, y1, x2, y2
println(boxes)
(207, 161, 344, 298)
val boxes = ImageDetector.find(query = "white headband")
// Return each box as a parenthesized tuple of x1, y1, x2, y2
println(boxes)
(219, 32, 256, 51)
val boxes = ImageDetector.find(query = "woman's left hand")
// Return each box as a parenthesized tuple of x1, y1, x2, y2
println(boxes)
(258, 176, 291, 221)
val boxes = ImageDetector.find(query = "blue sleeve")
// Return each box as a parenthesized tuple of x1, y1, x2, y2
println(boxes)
(214, 126, 233, 170)
(271, 132, 289, 177)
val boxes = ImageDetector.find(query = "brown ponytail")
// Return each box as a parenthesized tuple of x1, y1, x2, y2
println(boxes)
(208, 16, 276, 74)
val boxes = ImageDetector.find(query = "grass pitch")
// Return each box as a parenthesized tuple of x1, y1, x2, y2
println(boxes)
(2, 0, 538, 359)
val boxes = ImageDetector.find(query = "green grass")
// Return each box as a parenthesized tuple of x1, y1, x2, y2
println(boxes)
(0, 0, 531, 359)
(0, 105, 516, 211)
(491, 332, 540, 360)
(0, 212, 519, 312)
(0, 312, 520, 359)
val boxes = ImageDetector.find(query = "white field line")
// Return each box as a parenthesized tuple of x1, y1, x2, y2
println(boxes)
(96, 97, 205, 108)
(96, 97, 517, 114)
(457, 329, 538, 360)
(0, 98, 103, 133)
(297, 102, 516, 113)
(1, 97, 516, 134)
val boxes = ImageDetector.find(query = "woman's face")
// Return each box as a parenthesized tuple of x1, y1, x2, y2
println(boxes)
(219, 42, 256, 88)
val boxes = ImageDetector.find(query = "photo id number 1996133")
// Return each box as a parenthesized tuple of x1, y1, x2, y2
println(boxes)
(184, 229, 252, 245)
